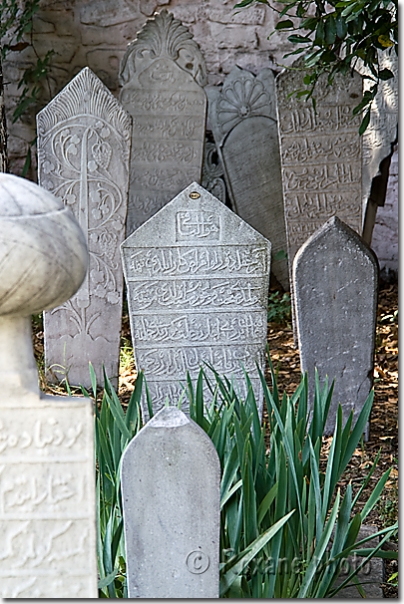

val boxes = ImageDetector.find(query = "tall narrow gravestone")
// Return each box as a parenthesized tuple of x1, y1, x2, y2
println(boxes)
(276, 63, 363, 338)
(0, 174, 97, 598)
(207, 66, 289, 290)
(121, 182, 271, 419)
(293, 216, 379, 435)
(362, 50, 398, 243)
(37, 67, 131, 387)
(121, 406, 220, 598)
(119, 9, 207, 235)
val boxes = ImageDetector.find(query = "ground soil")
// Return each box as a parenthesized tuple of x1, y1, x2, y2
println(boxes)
(32, 279, 398, 598)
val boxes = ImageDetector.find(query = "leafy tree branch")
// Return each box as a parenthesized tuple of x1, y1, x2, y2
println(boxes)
(235, 0, 398, 133)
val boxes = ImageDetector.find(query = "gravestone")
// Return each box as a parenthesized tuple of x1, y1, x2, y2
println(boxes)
(207, 66, 288, 290)
(293, 216, 378, 435)
(276, 62, 363, 337)
(37, 67, 131, 388)
(121, 182, 271, 419)
(121, 406, 220, 598)
(362, 50, 398, 243)
(119, 9, 207, 235)
(201, 139, 227, 203)
(0, 174, 97, 598)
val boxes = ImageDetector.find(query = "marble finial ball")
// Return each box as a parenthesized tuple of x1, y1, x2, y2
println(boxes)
(0, 173, 89, 316)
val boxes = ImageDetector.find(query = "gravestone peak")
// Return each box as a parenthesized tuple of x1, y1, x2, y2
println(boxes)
(37, 66, 131, 388)
(122, 182, 271, 419)
(121, 406, 220, 598)
(119, 9, 207, 235)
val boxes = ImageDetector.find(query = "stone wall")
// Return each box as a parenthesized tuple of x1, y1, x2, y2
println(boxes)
(2, 0, 398, 272)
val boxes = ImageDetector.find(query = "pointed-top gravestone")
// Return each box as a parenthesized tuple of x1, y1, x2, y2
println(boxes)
(293, 216, 379, 435)
(0, 174, 97, 598)
(37, 67, 132, 388)
(119, 9, 207, 235)
(121, 406, 220, 598)
(121, 182, 271, 419)
(207, 66, 289, 290)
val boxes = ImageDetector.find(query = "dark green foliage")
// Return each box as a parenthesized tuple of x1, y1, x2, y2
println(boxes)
(234, 0, 397, 133)
(91, 360, 396, 597)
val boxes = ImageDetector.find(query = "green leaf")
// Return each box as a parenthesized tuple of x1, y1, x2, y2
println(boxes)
(220, 511, 295, 596)
(288, 34, 312, 43)
(275, 19, 294, 30)
(325, 15, 337, 45)
(359, 107, 371, 135)
(98, 569, 118, 590)
(378, 68, 394, 80)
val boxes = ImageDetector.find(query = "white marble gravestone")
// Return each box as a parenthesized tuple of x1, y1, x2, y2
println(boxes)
(207, 66, 289, 290)
(293, 216, 378, 435)
(119, 9, 207, 235)
(121, 406, 220, 598)
(361, 50, 398, 242)
(0, 174, 97, 598)
(37, 67, 131, 388)
(121, 182, 271, 419)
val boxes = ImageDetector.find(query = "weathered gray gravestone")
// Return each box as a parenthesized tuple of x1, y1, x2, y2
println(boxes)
(201, 138, 227, 203)
(119, 9, 207, 235)
(0, 174, 97, 598)
(293, 216, 379, 435)
(276, 62, 363, 265)
(207, 66, 289, 290)
(121, 406, 220, 598)
(37, 67, 131, 388)
(121, 182, 271, 419)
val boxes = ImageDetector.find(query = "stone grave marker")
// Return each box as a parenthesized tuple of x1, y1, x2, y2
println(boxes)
(121, 406, 220, 598)
(121, 182, 271, 419)
(362, 50, 398, 243)
(0, 174, 97, 598)
(293, 216, 378, 435)
(207, 66, 288, 290)
(119, 9, 207, 235)
(276, 62, 363, 335)
(37, 66, 131, 388)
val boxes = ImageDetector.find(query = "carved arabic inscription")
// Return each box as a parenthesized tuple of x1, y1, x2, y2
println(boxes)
(122, 184, 271, 419)
(276, 64, 363, 264)
(119, 10, 207, 234)
(0, 403, 96, 598)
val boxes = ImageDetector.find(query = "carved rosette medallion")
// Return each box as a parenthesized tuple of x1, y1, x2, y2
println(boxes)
(119, 9, 207, 234)
(37, 67, 132, 386)
(207, 67, 289, 289)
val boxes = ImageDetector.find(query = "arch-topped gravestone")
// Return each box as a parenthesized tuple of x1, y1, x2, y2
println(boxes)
(293, 216, 378, 435)
(121, 406, 220, 598)
(37, 67, 131, 388)
(0, 174, 97, 598)
(119, 9, 207, 235)
(207, 66, 288, 290)
(121, 182, 271, 419)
